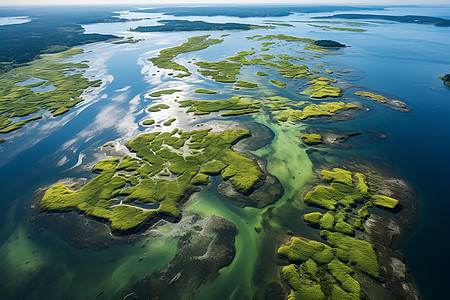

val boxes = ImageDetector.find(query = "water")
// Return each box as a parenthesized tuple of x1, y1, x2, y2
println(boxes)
(0, 5, 449, 300)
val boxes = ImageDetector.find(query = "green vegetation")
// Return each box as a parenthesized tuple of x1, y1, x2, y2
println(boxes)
(0, 48, 102, 134)
(266, 22, 295, 27)
(179, 96, 259, 116)
(300, 77, 342, 98)
(132, 20, 263, 32)
(41, 129, 264, 234)
(278, 236, 367, 299)
(227, 51, 255, 65)
(324, 69, 333, 74)
(256, 71, 268, 76)
(148, 89, 182, 97)
(308, 24, 367, 32)
(163, 118, 176, 126)
(301, 134, 322, 145)
(278, 102, 358, 122)
(371, 195, 398, 210)
(194, 88, 217, 94)
(148, 104, 170, 112)
(277, 165, 406, 298)
(315, 14, 450, 27)
(148, 35, 223, 78)
(142, 119, 155, 126)
(440, 74, 450, 86)
(354, 91, 387, 103)
(195, 60, 242, 83)
(270, 79, 287, 88)
(235, 81, 258, 88)
(112, 37, 144, 44)
(314, 40, 347, 48)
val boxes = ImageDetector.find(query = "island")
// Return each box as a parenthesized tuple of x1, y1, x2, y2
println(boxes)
(440, 74, 450, 86)
(132, 19, 269, 32)
(315, 14, 450, 27)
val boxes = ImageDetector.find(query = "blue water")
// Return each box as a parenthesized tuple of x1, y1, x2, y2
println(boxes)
(0, 5, 449, 300)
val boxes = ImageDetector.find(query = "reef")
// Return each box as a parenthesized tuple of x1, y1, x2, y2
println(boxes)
(40, 128, 268, 235)
(148, 35, 223, 78)
(0, 48, 101, 134)
(130, 213, 238, 299)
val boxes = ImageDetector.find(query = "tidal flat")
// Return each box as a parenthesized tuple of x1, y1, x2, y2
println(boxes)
(0, 5, 449, 300)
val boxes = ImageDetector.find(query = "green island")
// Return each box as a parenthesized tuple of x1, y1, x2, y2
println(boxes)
(301, 133, 323, 145)
(163, 118, 176, 126)
(147, 104, 170, 112)
(278, 102, 358, 122)
(440, 74, 450, 86)
(300, 77, 342, 98)
(270, 79, 287, 88)
(0, 48, 101, 133)
(148, 35, 223, 78)
(195, 60, 242, 83)
(179, 96, 259, 116)
(256, 71, 268, 76)
(40, 128, 264, 234)
(194, 88, 217, 94)
(235, 81, 259, 88)
(142, 119, 155, 126)
(315, 14, 450, 27)
(308, 24, 367, 32)
(277, 167, 403, 299)
(148, 89, 182, 97)
(132, 20, 270, 32)
(111, 37, 144, 44)
(354, 91, 387, 103)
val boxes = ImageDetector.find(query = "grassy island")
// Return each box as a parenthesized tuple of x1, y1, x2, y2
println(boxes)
(195, 60, 242, 83)
(301, 133, 323, 145)
(300, 77, 342, 98)
(0, 48, 101, 134)
(270, 79, 287, 88)
(278, 102, 358, 122)
(194, 88, 217, 94)
(235, 81, 259, 88)
(41, 128, 264, 234)
(148, 35, 223, 78)
(132, 20, 263, 32)
(147, 104, 170, 112)
(179, 96, 259, 116)
(277, 167, 405, 299)
(148, 89, 182, 97)
(112, 37, 144, 44)
(440, 74, 450, 86)
(354, 91, 387, 103)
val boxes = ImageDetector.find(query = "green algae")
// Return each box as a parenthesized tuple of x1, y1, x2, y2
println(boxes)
(41, 129, 264, 234)
(354, 91, 387, 104)
(0, 48, 101, 133)
(148, 35, 223, 77)
(301, 133, 322, 145)
(235, 81, 258, 88)
(194, 88, 217, 94)
(148, 104, 170, 112)
(179, 96, 259, 116)
(270, 79, 286, 88)
(148, 89, 182, 97)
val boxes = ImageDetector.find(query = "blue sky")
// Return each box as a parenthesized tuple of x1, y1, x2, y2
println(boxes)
(2, 0, 450, 6)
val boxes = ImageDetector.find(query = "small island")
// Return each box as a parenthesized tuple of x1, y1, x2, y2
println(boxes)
(440, 74, 450, 86)
(132, 20, 268, 32)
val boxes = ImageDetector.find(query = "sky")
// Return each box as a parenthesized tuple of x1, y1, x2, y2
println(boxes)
(1, 0, 449, 6)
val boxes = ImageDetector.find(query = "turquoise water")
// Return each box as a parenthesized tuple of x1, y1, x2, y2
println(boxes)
(0, 5, 449, 300)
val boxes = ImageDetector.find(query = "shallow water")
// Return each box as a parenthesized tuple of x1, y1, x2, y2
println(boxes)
(0, 5, 449, 300)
